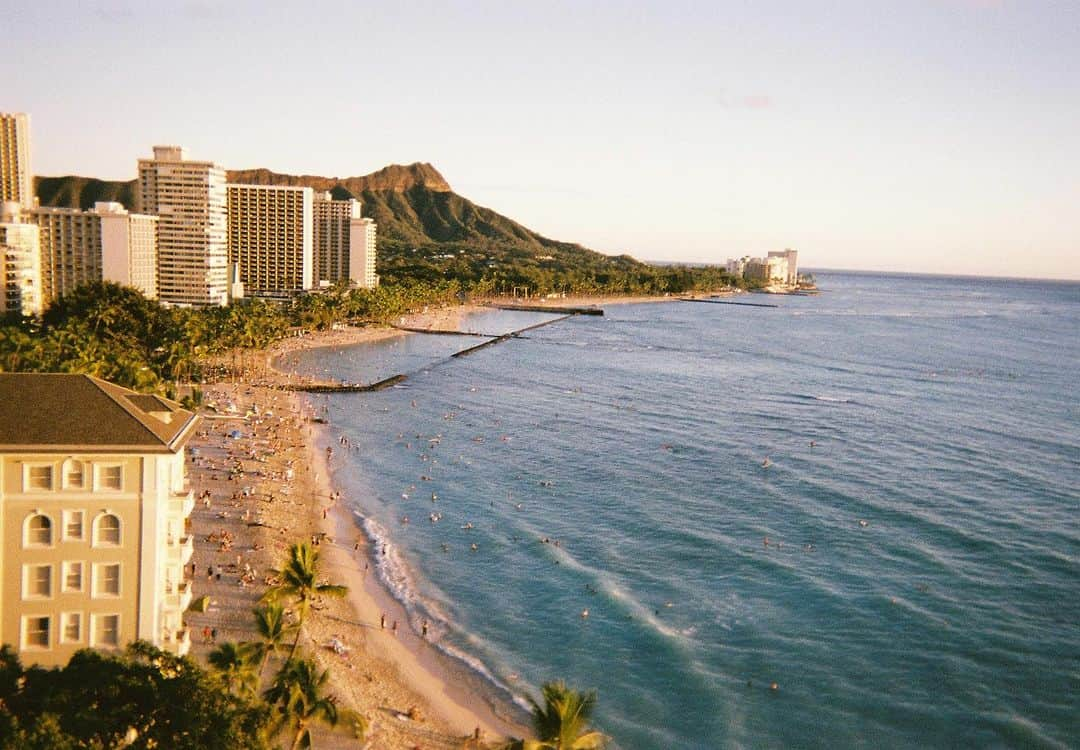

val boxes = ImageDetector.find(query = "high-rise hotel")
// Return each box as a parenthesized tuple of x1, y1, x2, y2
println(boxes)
(0, 113, 33, 207)
(226, 184, 313, 297)
(137, 146, 228, 307)
(313, 192, 378, 289)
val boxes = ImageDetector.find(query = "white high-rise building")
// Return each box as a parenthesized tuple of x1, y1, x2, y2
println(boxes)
(350, 217, 378, 289)
(136, 146, 228, 307)
(226, 184, 313, 297)
(0, 202, 42, 316)
(97, 202, 159, 300)
(0, 113, 33, 208)
(768, 249, 799, 286)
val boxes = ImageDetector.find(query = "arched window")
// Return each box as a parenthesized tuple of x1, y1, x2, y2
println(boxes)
(94, 513, 121, 546)
(62, 459, 85, 489)
(25, 514, 53, 547)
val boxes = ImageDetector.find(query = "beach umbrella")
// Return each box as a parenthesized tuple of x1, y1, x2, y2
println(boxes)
(187, 595, 211, 613)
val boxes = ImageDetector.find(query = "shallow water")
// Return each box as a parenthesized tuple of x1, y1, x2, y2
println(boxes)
(288, 273, 1080, 749)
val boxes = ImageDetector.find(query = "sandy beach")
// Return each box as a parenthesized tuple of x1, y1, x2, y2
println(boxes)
(183, 295, 691, 747)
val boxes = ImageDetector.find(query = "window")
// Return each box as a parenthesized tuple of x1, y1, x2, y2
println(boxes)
(62, 561, 84, 592)
(99, 465, 123, 491)
(23, 616, 50, 649)
(63, 459, 85, 489)
(93, 563, 121, 597)
(61, 612, 82, 644)
(92, 614, 119, 647)
(25, 514, 53, 546)
(26, 465, 53, 491)
(63, 510, 85, 541)
(24, 564, 52, 598)
(94, 513, 121, 546)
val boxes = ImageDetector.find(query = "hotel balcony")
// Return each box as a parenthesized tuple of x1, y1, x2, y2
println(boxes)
(166, 533, 195, 566)
(161, 626, 191, 656)
(163, 580, 193, 613)
(169, 487, 195, 517)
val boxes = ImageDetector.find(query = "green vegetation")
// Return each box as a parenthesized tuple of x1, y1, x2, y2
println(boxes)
(0, 280, 465, 392)
(503, 680, 609, 749)
(0, 642, 270, 749)
(261, 541, 348, 659)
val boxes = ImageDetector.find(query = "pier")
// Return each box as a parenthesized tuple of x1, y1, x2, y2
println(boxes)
(489, 303, 604, 316)
(389, 324, 495, 337)
(283, 373, 407, 392)
(677, 297, 779, 309)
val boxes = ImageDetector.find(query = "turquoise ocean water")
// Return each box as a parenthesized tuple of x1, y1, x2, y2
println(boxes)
(281, 272, 1079, 749)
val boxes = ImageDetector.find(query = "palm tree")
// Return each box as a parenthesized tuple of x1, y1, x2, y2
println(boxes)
(262, 541, 348, 658)
(207, 641, 259, 698)
(249, 602, 296, 679)
(264, 657, 364, 750)
(505, 681, 608, 750)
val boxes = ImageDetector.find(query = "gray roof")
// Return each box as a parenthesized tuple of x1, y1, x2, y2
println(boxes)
(0, 374, 198, 453)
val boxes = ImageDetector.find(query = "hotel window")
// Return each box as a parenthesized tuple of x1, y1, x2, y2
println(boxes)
(92, 614, 120, 647)
(63, 510, 85, 541)
(93, 563, 121, 597)
(26, 464, 54, 491)
(61, 612, 82, 644)
(98, 465, 123, 491)
(62, 561, 84, 592)
(24, 564, 52, 599)
(22, 615, 50, 649)
(63, 459, 85, 489)
(25, 513, 53, 547)
(94, 513, 121, 546)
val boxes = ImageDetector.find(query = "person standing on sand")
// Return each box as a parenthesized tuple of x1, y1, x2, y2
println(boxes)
(380, 613, 386, 629)
(392, 620, 398, 636)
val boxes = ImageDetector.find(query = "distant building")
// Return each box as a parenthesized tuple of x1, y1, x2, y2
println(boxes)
(768, 249, 798, 286)
(0, 113, 33, 208)
(137, 146, 228, 307)
(350, 217, 378, 289)
(0, 374, 199, 667)
(226, 183, 313, 298)
(728, 249, 798, 288)
(97, 202, 159, 300)
(312, 192, 378, 288)
(0, 202, 42, 316)
(27, 207, 102, 306)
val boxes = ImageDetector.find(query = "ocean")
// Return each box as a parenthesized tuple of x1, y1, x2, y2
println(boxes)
(280, 272, 1080, 749)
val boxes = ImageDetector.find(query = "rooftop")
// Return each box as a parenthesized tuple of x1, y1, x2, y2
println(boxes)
(0, 373, 198, 453)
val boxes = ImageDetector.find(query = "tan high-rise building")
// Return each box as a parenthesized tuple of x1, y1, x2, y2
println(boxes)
(226, 183, 313, 297)
(27, 207, 103, 305)
(0, 113, 33, 208)
(137, 146, 228, 307)
(0, 374, 199, 667)
(97, 202, 159, 300)
(0, 202, 42, 316)
(312, 192, 378, 288)
(26, 203, 160, 305)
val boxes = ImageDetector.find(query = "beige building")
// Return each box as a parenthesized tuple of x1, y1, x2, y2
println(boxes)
(137, 146, 228, 307)
(0, 202, 43, 316)
(0, 113, 33, 208)
(226, 183, 313, 297)
(0, 374, 199, 667)
(350, 217, 378, 289)
(97, 202, 159, 300)
(312, 192, 378, 288)
(768, 248, 799, 286)
(28, 207, 104, 305)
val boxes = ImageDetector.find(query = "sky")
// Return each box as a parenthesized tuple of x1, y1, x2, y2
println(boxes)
(4, 0, 1079, 279)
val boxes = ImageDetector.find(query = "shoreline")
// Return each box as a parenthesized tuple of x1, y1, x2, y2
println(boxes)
(186, 294, 694, 746)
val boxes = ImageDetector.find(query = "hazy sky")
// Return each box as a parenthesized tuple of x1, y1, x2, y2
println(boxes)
(5, 0, 1079, 278)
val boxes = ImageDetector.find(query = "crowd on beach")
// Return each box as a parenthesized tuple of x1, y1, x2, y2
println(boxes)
(181, 367, 520, 749)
